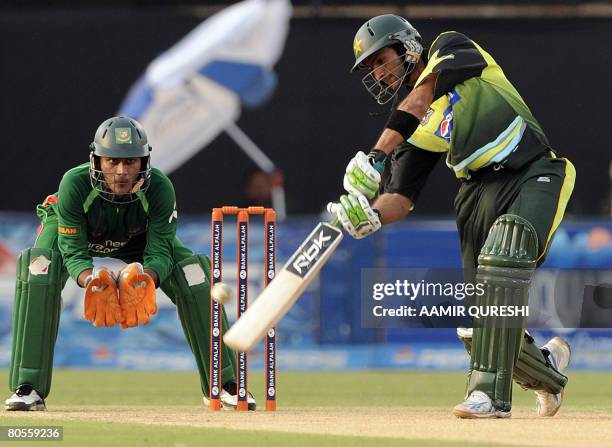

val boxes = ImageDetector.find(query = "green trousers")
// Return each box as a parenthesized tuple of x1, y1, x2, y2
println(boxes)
(454, 155, 575, 282)
(455, 154, 575, 409)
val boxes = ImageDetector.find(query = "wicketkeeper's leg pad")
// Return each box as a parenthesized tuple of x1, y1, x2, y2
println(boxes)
(160, 254, 236, 396)
(10, 248, 63, 399)
(467, 214, 538, 412)
(458, 328, 567, 395)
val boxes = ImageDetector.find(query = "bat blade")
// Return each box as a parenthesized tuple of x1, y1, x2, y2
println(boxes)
(223, 222, 343, 352)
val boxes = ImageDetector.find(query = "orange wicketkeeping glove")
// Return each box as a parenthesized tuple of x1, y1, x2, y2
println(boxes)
(117, 262, 157, 329)
(84, 268, 124, 327)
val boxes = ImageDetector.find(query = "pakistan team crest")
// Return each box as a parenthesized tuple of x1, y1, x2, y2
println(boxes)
(115, 127, 132, 144)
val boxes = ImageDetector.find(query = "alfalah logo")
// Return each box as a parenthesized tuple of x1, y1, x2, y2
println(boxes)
(291, 230, 332, 275)
(267, 223, 275, 275)
(213, 223, 221, 271)
(239, 223, 247, 276)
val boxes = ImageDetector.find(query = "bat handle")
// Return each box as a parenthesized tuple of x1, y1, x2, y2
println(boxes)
(373, 161, 385, 173)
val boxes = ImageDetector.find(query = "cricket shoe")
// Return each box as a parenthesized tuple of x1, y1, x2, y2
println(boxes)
(452, 391, 511, 419)
(203, 382, 256, 411)
(535, 336, 571, 417)
(4, 385, 46, 411)
(219, 381, 256, 411)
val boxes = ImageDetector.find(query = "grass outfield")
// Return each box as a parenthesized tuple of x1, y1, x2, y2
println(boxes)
(0, 369, 611, 446)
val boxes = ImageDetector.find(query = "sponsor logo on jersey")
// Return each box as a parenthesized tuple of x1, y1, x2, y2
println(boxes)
(537, 176, 551, 183)
(448, 89, 461, 106)
(435, 107, 453, 143)
(115, 128, 132, 144)
(58, 226, 79, 235)
(88, 240, 128, 254)
(29, 255, 51, 276)
(435, 90, 459, 143)
(286, 224, 342, 278)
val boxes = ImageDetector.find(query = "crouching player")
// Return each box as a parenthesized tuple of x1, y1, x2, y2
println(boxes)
(5, 116, 254, 411)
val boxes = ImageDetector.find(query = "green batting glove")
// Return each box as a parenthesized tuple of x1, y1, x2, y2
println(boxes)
(343, 151, 383, 199)
(327, 193, 381, 240)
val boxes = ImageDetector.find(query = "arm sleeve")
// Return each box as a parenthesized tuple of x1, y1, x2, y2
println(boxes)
(57, 173, 94, 281)
(416, 31, 487, 100)
(143, 175, 177, 285)
(383, 143, 443, 204)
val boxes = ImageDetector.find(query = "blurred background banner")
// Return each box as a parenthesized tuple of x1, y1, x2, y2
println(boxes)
(0, 215, 610, 370)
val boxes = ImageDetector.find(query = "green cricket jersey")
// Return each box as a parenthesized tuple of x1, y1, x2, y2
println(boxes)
(408, 31, 551, 179)
(48, 163, 177, 284)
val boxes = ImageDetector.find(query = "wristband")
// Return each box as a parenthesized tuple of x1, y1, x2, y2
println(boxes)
(368, 149, 387, 164)
(83, 274, 93, 288)
(145, 269, 160, 288)
(385, 110, 420, 141)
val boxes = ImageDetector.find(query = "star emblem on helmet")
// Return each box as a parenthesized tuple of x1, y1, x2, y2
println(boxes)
(353, 39, 362, 55)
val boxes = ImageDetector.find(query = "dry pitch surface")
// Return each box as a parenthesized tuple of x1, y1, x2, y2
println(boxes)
(1, 370, 611, 447)
(3, 406, 611, 447)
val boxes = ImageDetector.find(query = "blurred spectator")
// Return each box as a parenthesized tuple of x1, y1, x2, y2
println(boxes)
(0, 243, 16, 275)
(587, 227, 612, 251)
(241, 168, 273, 208)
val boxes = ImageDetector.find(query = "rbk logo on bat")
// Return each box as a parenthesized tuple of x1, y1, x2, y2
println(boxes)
(287, 223, 342, 277)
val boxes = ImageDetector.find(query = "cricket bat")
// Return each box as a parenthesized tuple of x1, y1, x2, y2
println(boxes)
(223, 221, 343, 352)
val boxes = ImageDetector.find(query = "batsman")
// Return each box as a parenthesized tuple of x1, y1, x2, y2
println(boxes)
(5, 116, 255, 411)
(328, 15, 575, 418)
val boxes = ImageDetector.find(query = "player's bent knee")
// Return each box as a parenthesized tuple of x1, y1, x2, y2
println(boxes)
(478, 214, 538, 270)
(168, 254, 211, 301)
(14, 247, 63, 324)
(17, 247, 63, 287)
(475, 214, 538, 306)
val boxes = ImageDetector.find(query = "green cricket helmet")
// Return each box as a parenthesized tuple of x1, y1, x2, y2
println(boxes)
(351, 14, 423, 104)
(89, 116, 153, 204)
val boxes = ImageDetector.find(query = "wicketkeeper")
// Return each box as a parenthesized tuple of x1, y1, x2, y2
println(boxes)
(328, 15, 575, 418)
(5, 116, 255, 411)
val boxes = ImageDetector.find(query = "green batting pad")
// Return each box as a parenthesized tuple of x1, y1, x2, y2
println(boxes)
(458, 330, 567, 395)
(467, 215, 537, 412)
(160, 254, 236, 397)
(10, 248, 64, 398)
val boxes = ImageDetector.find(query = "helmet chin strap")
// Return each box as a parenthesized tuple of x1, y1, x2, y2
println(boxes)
(400, 49, 427, 96)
